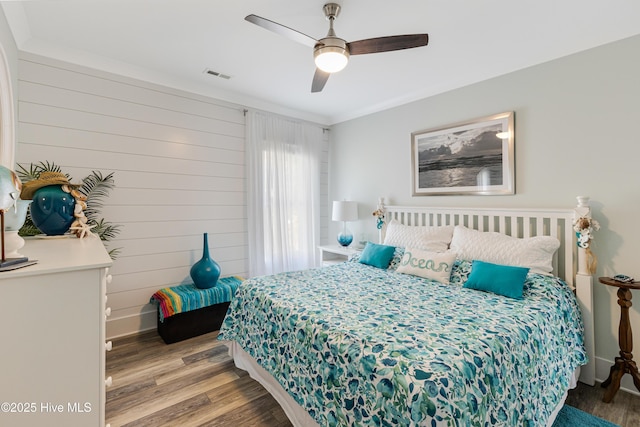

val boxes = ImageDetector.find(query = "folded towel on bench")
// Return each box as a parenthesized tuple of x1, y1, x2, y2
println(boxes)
(150, 276, 243, 322)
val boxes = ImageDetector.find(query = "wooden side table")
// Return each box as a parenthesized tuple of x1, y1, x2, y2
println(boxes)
(598, 277, 640, 402)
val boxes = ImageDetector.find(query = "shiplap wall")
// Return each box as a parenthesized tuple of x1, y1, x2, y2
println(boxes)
(15, 53, 329, 339)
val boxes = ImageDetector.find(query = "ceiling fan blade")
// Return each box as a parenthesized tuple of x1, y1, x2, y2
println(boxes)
(245, 14, 317, 48)
(347, 34, 429, 55)
(311, 69, 330, 93)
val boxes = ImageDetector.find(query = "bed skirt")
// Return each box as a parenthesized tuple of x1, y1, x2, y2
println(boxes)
(223, 340, 580, 427)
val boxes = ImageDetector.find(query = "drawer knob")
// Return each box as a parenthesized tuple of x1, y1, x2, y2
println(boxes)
(105, 307, 112, 317)
(106, 274, 113, 284)
(105, 341, 113, 351)
(105, 376, 113, 387)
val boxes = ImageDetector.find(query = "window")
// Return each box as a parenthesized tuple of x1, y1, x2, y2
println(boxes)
(246, 110, 323, 276)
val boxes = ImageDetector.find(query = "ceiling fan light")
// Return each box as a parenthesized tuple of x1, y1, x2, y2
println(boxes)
(314, 43, 349, 73)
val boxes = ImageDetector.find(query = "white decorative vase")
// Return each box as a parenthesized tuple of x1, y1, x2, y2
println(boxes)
(4, 200, 31, 258)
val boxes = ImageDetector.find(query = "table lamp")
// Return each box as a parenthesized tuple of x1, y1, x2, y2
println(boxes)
(332, 200, 357, 247)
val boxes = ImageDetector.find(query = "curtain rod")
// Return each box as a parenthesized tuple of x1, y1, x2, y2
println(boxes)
(242, 108, 329, 132)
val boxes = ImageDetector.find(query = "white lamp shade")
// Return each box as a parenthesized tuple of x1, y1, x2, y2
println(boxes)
(332, 200, 358, 222)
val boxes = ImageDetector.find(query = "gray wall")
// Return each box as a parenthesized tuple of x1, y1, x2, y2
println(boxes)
(329, 34, 640, 390)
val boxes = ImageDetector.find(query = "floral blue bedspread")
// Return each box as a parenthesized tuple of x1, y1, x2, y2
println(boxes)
(218, 260, 587, 426)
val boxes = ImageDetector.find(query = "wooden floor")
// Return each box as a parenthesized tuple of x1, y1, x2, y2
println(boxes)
(106, 330, 640, 427)
(565, 379, 640, 426)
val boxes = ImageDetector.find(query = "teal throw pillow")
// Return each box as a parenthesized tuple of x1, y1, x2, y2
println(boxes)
(463, 260, 530, 299)
(359, 242, 396, 269)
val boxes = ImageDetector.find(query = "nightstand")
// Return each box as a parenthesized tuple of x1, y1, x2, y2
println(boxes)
(318, 245, 361, 266)
(598, 276, 640, 402)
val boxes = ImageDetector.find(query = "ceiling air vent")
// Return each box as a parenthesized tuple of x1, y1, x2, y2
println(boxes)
(204, 68, 231, 79)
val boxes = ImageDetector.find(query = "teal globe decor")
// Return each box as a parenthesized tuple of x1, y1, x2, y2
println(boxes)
(5, 199, 31, 231)
(0, 166, 21, 211)
(190, 233, 221, 289)
(30, 185, 76, 236)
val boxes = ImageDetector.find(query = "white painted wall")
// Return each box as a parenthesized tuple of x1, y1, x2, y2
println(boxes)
(329, 34, 640, 392)
(13, 52, 329, 339)
(15, 53, 246, 339)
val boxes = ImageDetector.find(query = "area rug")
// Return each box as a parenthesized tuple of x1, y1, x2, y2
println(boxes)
(552, 405, 621, 427)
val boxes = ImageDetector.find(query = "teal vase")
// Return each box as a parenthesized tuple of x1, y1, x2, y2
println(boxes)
(30, 185, 76, 235)
(190, 233, 221, 289)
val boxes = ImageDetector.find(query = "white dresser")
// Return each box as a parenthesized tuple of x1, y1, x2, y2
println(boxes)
(0, 236, 113, 427)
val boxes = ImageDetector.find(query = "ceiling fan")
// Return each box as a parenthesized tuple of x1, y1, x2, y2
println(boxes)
(245, 3, 429, 93)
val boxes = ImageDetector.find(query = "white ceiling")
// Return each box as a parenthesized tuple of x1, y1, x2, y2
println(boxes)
(2, 0, 640, 125)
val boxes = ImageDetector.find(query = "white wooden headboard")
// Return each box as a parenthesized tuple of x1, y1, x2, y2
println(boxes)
(376, 197, 596, 385)
(381, 205, 576, 286)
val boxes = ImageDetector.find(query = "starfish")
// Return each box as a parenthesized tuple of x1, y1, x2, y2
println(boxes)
(70, 222, 97, 239)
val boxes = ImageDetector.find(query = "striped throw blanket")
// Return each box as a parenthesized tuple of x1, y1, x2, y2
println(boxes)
(150, 276, 243, 322)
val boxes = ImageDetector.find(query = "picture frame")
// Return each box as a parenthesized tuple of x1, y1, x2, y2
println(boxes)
(411, 111, 515, 196)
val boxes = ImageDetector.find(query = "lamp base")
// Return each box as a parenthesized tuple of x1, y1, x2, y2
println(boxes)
(337, 232, 353, 247)
(4, 230, 26, 258)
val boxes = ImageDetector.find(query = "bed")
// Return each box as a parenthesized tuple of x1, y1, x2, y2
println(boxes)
(218, 199, 596, 426)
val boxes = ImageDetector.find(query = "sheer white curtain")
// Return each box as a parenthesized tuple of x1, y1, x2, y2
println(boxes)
(246, 110, 323, 276)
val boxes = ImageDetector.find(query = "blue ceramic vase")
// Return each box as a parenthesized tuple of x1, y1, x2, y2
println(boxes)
(30, 185, 76, 236)
(190, 233, 221, 289)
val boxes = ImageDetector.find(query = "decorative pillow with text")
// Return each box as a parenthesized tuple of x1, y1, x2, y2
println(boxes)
(396, 248, 457, 284)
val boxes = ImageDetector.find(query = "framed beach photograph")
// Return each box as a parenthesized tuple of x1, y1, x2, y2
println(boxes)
(411, 112, 515, 196)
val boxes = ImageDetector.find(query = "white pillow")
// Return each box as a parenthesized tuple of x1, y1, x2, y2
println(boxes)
(449, 225, 560, 275)
(396, 249, 457, 284)
(383, 220, 453, 252)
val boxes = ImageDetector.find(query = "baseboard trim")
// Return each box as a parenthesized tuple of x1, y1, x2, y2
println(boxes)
(106, 310, 157, 340)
